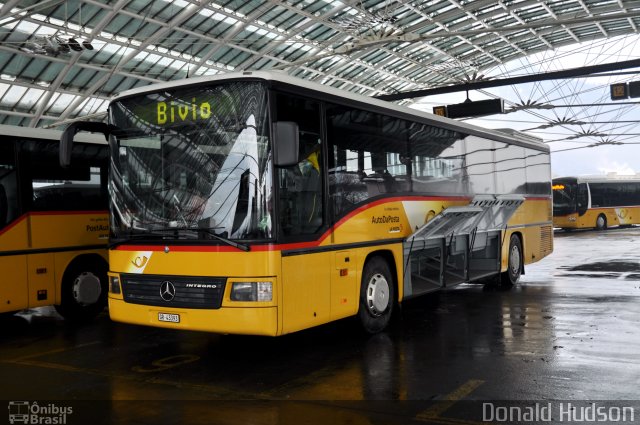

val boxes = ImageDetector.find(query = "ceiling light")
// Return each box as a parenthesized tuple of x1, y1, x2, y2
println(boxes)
(67, 38, 83, 51)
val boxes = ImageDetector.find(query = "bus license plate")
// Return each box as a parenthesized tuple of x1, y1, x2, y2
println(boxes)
(158, 313, 180, 323)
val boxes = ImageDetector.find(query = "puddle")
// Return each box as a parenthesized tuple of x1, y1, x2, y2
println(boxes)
(563, 261, 640, 273)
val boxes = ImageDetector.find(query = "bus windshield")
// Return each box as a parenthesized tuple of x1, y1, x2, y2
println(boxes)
(108, 81, 272, 241)
(552, 179, 577, 216)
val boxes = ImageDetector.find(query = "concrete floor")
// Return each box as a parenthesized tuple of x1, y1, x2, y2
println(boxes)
(1, 228, 640, 424)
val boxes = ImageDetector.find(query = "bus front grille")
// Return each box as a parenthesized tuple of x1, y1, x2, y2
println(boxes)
(120, 274, 226, 309)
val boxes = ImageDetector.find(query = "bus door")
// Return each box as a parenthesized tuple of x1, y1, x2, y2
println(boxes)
(19, 143, 64, 308)
(276, 94, 331, 333)
(0, 140, 29, 312)
(17, 140, 105, 308)
(577, 183, 588, 216)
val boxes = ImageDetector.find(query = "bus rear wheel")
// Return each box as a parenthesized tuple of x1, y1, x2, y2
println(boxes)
(596, 214, 607, 231)
(500, 234, 523, 288)
(55, 259, 108, 322)
(358, 256, 395, 334)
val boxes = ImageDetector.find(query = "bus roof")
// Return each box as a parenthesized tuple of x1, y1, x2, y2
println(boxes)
(554, 174, 640, 184)
(0, 124, 106, 145)
(111, 71, 548, 152)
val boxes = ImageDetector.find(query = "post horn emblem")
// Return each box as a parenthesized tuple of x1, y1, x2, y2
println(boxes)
(132, 256, 148, 268)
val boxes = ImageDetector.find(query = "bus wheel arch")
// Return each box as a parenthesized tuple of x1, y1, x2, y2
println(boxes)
(501, 232, 524, 288)
(55, 254, 108, 322)
(596, 214, 607, 230)
(358, 252, 397, 334)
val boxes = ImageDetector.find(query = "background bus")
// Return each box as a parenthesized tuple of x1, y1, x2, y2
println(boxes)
(0, 124, 109, 321)
(553, 174, 640, 230)
(62, 71, 553, 335)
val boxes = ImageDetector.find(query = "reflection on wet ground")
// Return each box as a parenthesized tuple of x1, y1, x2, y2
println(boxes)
(1, 227, 639, 424)
(564, 261, 640, 272)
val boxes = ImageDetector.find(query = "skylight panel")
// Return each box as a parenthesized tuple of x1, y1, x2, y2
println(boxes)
(0, 83, 9, 99)
(20, 88, 45, 109)
(2, 85, 27, 106)
(224, 17, 238, 26)
(100, 42, 121, 56)
(49, 93, 77, 113)
(172, 0, 189, 8)
(15, 20, 39, 33)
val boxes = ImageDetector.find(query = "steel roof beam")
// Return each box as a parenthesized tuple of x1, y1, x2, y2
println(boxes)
(377, 57, 640, 101)
(57, 0, 212, 122)
(0, 45, 160, 84)
(29, 0, 129, 127)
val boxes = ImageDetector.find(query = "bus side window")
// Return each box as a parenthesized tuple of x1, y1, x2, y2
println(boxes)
(20, 140, 107, 212)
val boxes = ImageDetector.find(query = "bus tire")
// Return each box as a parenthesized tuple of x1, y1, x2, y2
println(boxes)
(55, 258, 108, 322)
(358, 256, 395, 334)
(500, 234, 523, 288)
(596, 214, 607, 231)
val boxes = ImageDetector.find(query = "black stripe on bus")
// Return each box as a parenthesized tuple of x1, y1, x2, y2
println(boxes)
(281, 238, 405, 257)
(0, 244, 106, 257)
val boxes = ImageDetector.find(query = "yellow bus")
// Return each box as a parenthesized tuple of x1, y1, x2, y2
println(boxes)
(0, 124, 109, 321)
(61, 71, 553, 335)
(553, 175, 640, 230)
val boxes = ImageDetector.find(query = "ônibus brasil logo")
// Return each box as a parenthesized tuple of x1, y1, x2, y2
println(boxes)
(8, 401, 73, 424)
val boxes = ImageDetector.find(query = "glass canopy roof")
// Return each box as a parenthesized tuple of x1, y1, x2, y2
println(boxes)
(1, 0, 640, 163)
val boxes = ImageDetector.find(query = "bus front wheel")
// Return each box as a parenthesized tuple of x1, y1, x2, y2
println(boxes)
(596, 214, 607, 231)
(358, 257, 395, 334)
(500, 234, 523, 288)
(55, 258, 108, 322)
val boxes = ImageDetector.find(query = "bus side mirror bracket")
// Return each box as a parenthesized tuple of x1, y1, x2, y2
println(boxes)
(60, 121, 113, 168)
(272, 121, 299, 167)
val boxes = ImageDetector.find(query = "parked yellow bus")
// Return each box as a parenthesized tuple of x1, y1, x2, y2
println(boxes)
(553, 175, 640, 230)
(0, 124, 109, 321)
(61, 71, 553, 335)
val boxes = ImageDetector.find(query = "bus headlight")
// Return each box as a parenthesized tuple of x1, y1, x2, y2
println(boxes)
(110, 276, 121, 294)
(230, 282, 272, 302)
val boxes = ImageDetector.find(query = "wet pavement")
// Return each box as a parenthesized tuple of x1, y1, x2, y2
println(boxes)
(1, 228, 639, 424)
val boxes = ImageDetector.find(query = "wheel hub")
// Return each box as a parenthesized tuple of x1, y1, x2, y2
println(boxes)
(72, 272, 101, 306)
(510, 245, 521, 274)
(366, 273, 389, 316)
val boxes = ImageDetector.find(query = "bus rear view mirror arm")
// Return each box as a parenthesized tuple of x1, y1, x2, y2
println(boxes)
(272, 121, 299, 167)
(60, 121, 114, 168)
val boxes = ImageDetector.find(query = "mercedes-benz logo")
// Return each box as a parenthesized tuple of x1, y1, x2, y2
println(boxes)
(160, 281, 176, 302)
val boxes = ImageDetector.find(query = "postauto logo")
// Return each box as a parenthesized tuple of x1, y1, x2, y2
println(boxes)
(8, 401, 73, 424)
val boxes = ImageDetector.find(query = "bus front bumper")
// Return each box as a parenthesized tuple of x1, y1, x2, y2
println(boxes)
(108, 297, 279, 336)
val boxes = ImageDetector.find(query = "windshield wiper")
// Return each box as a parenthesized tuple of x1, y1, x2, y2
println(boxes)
(108, 230, 175, 249)
(196, 227, 250, 252)
(110, 224, 251, 252)
(113, 226, 250, 252)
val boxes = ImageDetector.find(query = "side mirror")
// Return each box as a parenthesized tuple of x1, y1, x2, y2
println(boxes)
(60, 121, 112, 168)
(272, 121, 299, 167)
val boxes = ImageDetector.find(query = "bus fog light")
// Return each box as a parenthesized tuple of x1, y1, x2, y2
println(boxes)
(110, 276, 121, 294)
(231, 282, 272, 302)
